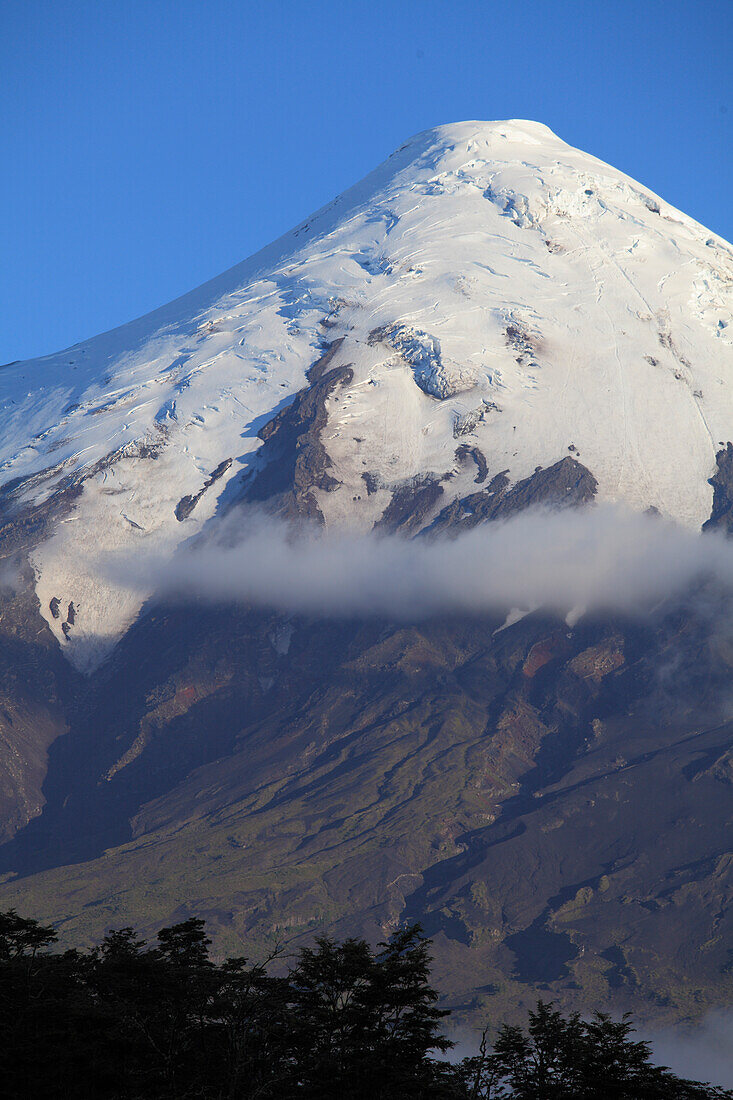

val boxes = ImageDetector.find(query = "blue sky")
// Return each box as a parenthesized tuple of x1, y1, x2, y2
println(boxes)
(2, 0, 731, 363)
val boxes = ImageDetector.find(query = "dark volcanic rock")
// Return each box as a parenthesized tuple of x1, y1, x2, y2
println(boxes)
(361, 472, 379, 496)
(0, 438, 162, 559)
(490, 456, 597, 516)
(702, 442, 733, 532)
(428, 457, 597, 536)
(175, 458, 233, 521)
(374, 476, 444, 534)
(455, 444, 488, 484)
(246, 339, 352, 522)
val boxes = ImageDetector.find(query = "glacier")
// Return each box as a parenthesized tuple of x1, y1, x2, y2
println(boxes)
(1, 119, 732, 670)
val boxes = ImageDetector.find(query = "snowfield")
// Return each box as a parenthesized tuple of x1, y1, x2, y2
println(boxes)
(2, 119, 732, 670)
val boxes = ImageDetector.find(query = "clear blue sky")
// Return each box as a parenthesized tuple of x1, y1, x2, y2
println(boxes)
(2, 0, 731, 363)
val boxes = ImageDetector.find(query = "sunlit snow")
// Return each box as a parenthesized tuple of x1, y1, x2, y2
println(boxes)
(2, 120, 731, 669)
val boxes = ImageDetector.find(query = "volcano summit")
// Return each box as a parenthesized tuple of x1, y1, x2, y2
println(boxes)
(0, 122, 731, 1028)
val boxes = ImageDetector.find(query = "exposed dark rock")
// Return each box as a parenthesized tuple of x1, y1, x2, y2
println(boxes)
(504, 318, 541, 367)
(702, 442, 733, 533)
(493, 457, 597, 514)
(175, 458, 233, 521)
(0, 477, 83, 558)
(455, 444, 488, 484)
(568, 636, 624, 683)
(246, 339, 352, 523)
(425, 473, 508, 537)
(453, 400, 500, 437)
(428, 457, 596, 536)
(374, 476, 444, 534)
(361, 472, 379, 496)
(49, 598, 61, 620)
(66, 602, 76, 626)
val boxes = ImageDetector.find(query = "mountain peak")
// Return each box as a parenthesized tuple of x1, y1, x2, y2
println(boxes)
(410, 118, 565, 148)
(1, 122, 732, 669)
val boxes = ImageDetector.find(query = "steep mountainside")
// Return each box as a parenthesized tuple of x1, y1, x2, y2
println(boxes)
(0, 121, 731, 1028)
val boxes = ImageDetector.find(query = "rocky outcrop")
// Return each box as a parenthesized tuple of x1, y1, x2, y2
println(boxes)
(454, 444, 488, 484)
(453, 400, 500, 437)
(245, 340, 352, 522)
(568, 635, 625, 683)
(0, 436, 163, 591)
(428, 456, 597, 536)
(374, 476, 445, 534)
(702, 442, 733, 532)
(373, 455, 594, 540)
(175, 458, 232, 521)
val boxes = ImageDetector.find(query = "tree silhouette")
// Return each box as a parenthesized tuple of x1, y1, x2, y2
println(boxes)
(0, 910, 730, 1099)
(459, 1000, 733, 1099)
(287, 925, 455, 1097)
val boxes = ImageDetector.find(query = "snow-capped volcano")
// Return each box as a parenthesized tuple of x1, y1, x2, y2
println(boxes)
(3, 123, 733, 1030)
(2, 119, 732, 670)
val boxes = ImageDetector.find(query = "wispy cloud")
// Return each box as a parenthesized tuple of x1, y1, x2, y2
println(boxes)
(104, 504, 733, 621)
(650, 1012, 733, 1088)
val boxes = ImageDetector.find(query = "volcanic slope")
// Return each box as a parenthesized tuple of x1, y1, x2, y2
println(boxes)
(1, 120, 731, 669)
(0, 121, 731, 1028)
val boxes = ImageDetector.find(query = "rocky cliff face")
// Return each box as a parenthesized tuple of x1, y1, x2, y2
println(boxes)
(0, 121, 731, 1028)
